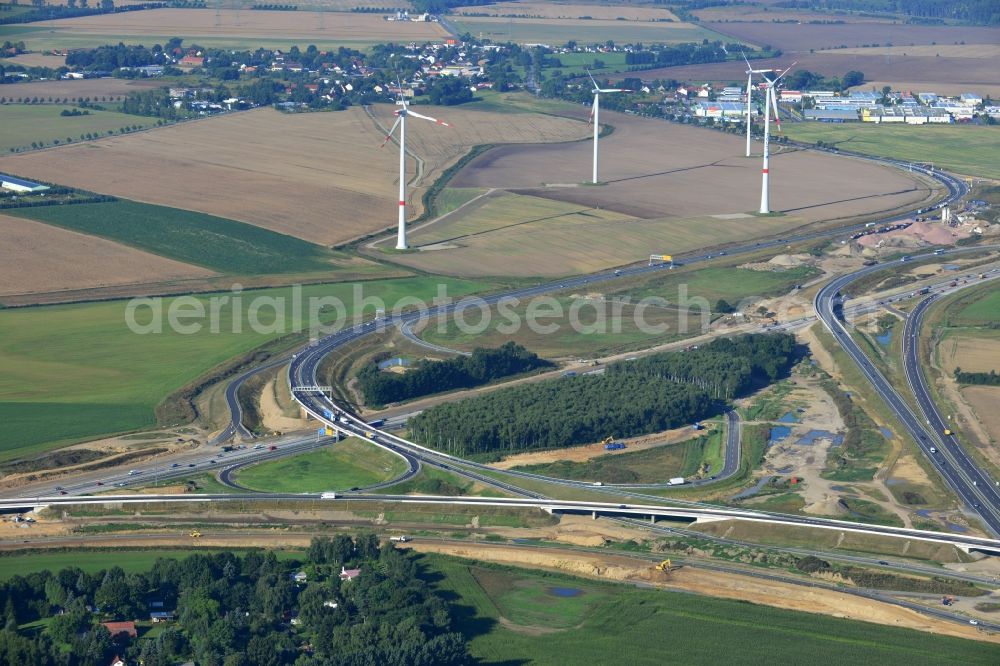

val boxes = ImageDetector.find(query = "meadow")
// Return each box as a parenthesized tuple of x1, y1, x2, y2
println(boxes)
(424, 554, 1000, 665)
(0, 276, 490, 460)
(235, 438, 408, 492)
(0, 104, 150, 154)
(511, 432, 720, 483)
(420, 263, 817, 356)
(783, 123, 1000, 181)
(5, 200, 335, 274)
(0, 549, 304, 579)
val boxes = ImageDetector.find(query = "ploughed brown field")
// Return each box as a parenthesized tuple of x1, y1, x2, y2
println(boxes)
(708, 21, 1000, 53)
(0, 78, 163, 102)
(0, 213, 214, 299)
(454, 1, 679, 21)
(0, 105, 589, 246)
(387, 108, 935, 277)
(622, 52, 1000, 98)
(449, 108, 932, 223)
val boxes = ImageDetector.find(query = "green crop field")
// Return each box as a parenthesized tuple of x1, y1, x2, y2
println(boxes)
(511, 431, 720, 484)
(421, 263, 817, 357)
(5, 200, 336, 275)
(783, 123, 1000, 180)
(0, 276, 491, 460)
(235, 438, 408, 492)
(424, 554, 998, 665)
(451, 17, 728, 46)
(0, 104, 149, 154)
(0, 549, 304, 580)
(946, 285, 1000, 326)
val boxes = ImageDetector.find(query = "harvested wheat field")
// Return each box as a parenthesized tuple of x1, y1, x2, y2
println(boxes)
(0, 105, 588, 246)
(28, 8, 447, 46)
(0, 214, 214, 299)
(389, 108, 934, 276)
(938, 333, 1000, 374)
(0, 78, 163, 103)
(455, 2, 679, 21)
(963, 386, 1000, 444)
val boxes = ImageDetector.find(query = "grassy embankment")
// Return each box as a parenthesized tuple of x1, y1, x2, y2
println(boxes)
(424, 554, 999, 665)
(0, 276, 491, 461)
(783, 123, 1000, 180)
(234, 438, 408, 492)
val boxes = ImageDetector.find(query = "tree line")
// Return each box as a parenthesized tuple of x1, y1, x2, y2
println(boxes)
(955, 367, 1000, 386)
(0, 536, 469, 666)
(358, 342, 552, 407)
(408, 334, 797, 459)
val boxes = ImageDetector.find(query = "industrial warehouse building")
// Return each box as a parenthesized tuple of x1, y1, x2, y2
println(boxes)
(0, 174, 50, 193)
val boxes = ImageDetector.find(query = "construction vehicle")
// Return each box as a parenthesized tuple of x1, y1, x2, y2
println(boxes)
(655, 559, 682, 573)
(600, 436, 615, 446)
(365, 431, 376, 439)
(943, 428, 953, 436)
(942, 596, 955, 606)
(189, 531, 202, 538)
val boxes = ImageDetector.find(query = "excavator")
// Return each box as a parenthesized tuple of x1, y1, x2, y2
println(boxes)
(655, 559, 682, 574)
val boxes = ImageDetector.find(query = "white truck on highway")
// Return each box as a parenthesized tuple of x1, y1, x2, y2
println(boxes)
(668, 477, 685, 486)
(389, 535, 410, 543)
(320, 492, 338, 499)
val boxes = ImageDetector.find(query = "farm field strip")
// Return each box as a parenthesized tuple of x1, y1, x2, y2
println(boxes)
(0, 213, 215, 298)
(455, 2, 679, 21)
(0, 104, 589, 246)
(0, 104, 152, 153)
(451, 16, 731, 45)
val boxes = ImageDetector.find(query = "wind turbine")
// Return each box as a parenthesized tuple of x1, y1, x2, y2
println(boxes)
(586, 70, 627, 184)
(380, 90, 450, 250)
(740, 50, 773, 158)
(759, 62, 795, 215)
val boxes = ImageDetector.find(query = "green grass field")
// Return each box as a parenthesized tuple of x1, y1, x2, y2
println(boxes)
(0, 104, 149, 154)
(423, 554, 998, 665)
(945, 284, 1000, 326)
(783, 123, 1000, 180)
(421, 263, 817, 357)
(235, 438, 408, 492)
(0, 276, 490, 460)
(0, 548, 304, 580)
(451, 17, 728, 46)
(511, 431, 720, 483)
(5, 200, 335, 274)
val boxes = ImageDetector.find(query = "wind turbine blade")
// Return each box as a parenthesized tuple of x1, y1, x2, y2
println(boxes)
(772, 61, 798, 86)
(770, 86, 782, 133)
(598, 88, 629, 93)
(379, 115, 402, 148)
(589, 94, 597, 124)
(406, 109, 450, 126)
(586, 68, 599, 89)
(740, 48, 752, 71)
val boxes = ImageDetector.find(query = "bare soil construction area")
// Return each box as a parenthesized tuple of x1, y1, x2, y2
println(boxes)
(0, 105, 587, 246)
(0, 213, 214, 298)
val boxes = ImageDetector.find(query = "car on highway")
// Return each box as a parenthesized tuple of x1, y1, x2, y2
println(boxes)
(188, 463, 196, 468)
(96, 482, 104, 486)
(171, 463, 180, 468)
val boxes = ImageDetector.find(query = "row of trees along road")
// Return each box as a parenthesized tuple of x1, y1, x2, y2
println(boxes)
(0, 536, 469, 666)
(409, 334, 798, 459)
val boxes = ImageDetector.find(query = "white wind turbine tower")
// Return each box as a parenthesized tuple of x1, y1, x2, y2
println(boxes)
(380, 89, 450, 250)
(740, 51, 772, 158)
(759, 62, 795, 215)
(586, 70, 628, 184)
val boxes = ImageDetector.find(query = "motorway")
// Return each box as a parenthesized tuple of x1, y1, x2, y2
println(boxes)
(815, 248, 1000, 535)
